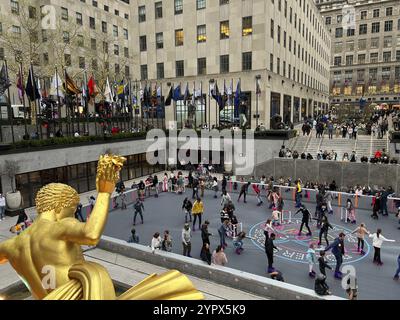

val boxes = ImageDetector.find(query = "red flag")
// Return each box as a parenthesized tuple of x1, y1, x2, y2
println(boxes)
(87, 76, 98, 97)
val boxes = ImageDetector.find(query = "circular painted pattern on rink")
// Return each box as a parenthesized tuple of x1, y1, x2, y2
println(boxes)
(249, 218, 370, 264)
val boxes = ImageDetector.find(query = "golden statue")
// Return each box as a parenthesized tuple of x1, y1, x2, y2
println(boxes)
(0, 154, 203, 300)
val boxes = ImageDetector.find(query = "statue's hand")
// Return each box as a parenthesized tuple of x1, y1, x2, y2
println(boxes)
(96, 154, 126, 193)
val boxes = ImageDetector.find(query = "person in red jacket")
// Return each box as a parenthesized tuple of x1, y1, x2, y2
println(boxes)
(252, 183, 263, 206)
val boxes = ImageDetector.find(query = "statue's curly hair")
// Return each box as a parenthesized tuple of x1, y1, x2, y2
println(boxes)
(35, 183, 80, 214)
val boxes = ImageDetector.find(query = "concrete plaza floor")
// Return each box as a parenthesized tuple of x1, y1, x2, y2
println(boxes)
(104, 189, 400, 300)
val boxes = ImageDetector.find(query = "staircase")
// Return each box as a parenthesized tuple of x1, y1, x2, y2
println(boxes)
(306, 135, 324, 158)
(319, 136, 356, 160)
(371, 134, 389, 158)
(355, 135, 372, 159)
(289, 134, 311, 153)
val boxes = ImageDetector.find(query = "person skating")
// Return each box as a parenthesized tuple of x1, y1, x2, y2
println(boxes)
(265, 233, 278, 273)
(318, 250, 332, 276)
(237, 182, 250, 203)
(295, 205, 312, 236)
(369, 229, 395, 266)
(295, 179, 302, 208)
(182, 197, 193, 223)
(314, 274, 331, 296)
(221, 190, 231, 208)
(221, 176, 227, 195)
(182, 223, 192, 257)
(371, 193, 381, 219)
(316, 215, 333, 247)
(218, 219, 230, 249)
(137, 180, 146, 201)
(351, 223, 370, 255)
(252, 183, 263, 206)
(212, 177, 219, 199)
(306, 243, 317, 278)
(263, 219, 275, 244)
(324, 190, 334, 214)
(324, 232, 346, 279)
(133, 198, 144, 225)
(233, 231, 247, 255)
(192, 178, 199, 199)
(201, 221, 212, 245)
(153, 174, 159, 197)
(192, 197, 204, 231)
(346, 199, 356, 224)
(394, 254, 400, 280)
(200, 243, 212, 265)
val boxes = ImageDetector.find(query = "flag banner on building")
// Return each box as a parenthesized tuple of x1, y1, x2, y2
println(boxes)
(117, 81, 125, 101)
(211, 82, 225, 111)
(88, 76, 98, 97)
(165, 86, 173, 106)
(50, 71, 65, 98)
(172, 84, 183, 101)
(64, 71, 81, 95)
(227, 79, 233, 106)
(25, 67, 40, 102)
(256, 78, 261, 95)
(17, 71, 24, 102)
(156, 85, 162, 98)
(0, 64, 11, 96)
(104, 78, 114, 103)
(234, 80, 241, 118)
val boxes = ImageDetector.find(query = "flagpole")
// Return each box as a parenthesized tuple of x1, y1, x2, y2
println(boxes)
(128, 77, 132, 131)
(84, 70, 90, 136)
(64, 69, 72, 136)
(55, 67, 62, 133)
(159, 82, 162, 130)
(208, 80, 211, 130)
(19, 62, 28, 137)
(30, 63, 41, 137)
(200, 81, 203, 129)
(193, 81, 196, 129)
(215, 80, 218, 129)
(179, 82, 182, 130)
(4, 59, 15, 143)
(256, 76, 259, 128)
(231, 78, 234, 125)
(135, 79, 138, 130)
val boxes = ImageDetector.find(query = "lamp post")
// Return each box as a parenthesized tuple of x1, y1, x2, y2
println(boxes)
(209, 79, 214, 130)
(255, 75, 261, 128)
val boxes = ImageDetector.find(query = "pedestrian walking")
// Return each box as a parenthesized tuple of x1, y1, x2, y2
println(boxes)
(221, 176, 227, 194)
(237, 182, 250, 203)
(199, 179, 205, 198)
(127, 228, 139, 243)
(212, 177, 219, 198)
(201, 220, 212, 245)
(153, 174, 159, 197)
(0, 193, 6, 221)
(351, 223, 370, 255)
(133, 198, 144, 225)
(369, 229, 395, 265)
(192, 178, 199, 199)
(151, 232, 162, 253)
(324, 232, 346, 279)
(212, 245, 228, 266)
(182, 197, 193, 223)
(306, 243, 317, 278)
(265, 233, 278, 273)
(120, 192, 127, 210)
(182, 223, 192, 257)
(200, 243, 212, 265)
(192, 198, 204, 231)
(221, 190, 231, 207)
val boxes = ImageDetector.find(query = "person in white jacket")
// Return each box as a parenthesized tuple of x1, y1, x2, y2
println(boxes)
(151, 232, 162, 253)
(369, 229, 395, 265)
(221, 191, 231, 207)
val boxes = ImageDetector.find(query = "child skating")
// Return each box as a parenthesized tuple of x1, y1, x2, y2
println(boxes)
(306, 243, 317, 278)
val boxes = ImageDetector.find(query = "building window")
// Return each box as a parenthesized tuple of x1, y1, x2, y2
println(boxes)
(11, 0, 19, 15)
(371, 37, 379, 48)
(335, 27, 343, 38)
(383, 52, 391, 62)
(270, 54, 274, 72)
(277, 58, 280, 75)
(157, 63, 164, 79)
(337, 15, 342, 23)
(371, 22, 380, 33)
(92, 0, 98, 7)
(91, 38, 96, 50)
(114, 44, 119, 56)
(242, 52, 252, 71)
(361, 11, 367, 20)
(197, 25, 206, 43)
(155, 2, 163, 19)
(334, 56, 342, 66)
(102, 21, 107, 33)
(384, 36, 392, 48)
(64, 54, 71, 66)
(104, 5, 109, 12)
(139, 36, 147, 51)
(28, 6, 36, 19)
(242, 16, 252, 36)
(197, 58, 206, 75)
(139, 6, 146, 22)
(197, 0, 206, 10)
(61, 7, 68, 21)
(156, 32, 163, 49)
(220, 21, 229, 39)
(103, 42, 108, 53)
(124, 47, 129, 58)
(386, 7, 393, 16)
(113, 25, 118, 37)
(63, 31, 70, 43)
(382, 67, 391, 80)
(373, 9, 380, 18)
(277, 25, 281, 43)
(370, 53, 379, 63)
(123, 29, 128, 40)
(346, 55, 353, 66)
(89, 17, 95, 29)
(358, 39, 366, 50)
(79, 57, 85, 69)
(175, 29, 184, 46)
(358, 54, 366, 64)
(141, 65, 148, 80)
(220, 55, 229, 73)
(125, 66, 130, 77)
(347, 28, 355, 37)
(115, 64, 120, 75)
(76, 12, 83, 25)
(396, 50, 400, 62)
(176, 60, 184, 77)
(384, 20, 393, 32)
(175, 0, 183, 15)
(359, 24, 367, 35)
(220, 0, 229, 4)
(270, 19, 274, 38)
(115, 10, 119, 16)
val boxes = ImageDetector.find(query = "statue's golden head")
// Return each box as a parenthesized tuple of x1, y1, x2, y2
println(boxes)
(36, 183, 80, 215)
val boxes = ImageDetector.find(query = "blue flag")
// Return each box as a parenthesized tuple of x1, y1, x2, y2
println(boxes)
(211, 83, 225, 111)
(234, 80, 241, 118)
(172, 84, 183, 101)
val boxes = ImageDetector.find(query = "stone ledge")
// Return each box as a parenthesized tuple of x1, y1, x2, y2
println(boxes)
(98, 236, 345, 301)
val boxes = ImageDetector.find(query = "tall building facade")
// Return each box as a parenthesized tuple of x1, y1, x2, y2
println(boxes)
(132, 0, 331, 129)
(317, 0, 400, 108)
